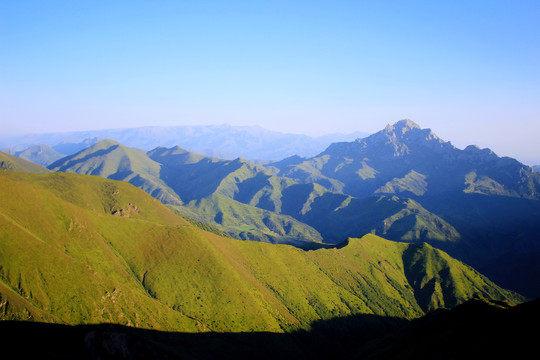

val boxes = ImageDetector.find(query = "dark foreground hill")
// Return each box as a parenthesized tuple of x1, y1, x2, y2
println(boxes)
(0, 171, 521, 332)
(0, 296, 536, 360)
(354, 296, 540, 359)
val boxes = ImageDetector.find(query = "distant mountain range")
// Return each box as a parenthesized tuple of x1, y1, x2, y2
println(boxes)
(0, 124, 369, 162)
(41, 120, 540, 298)
(1, 120, 538, 358)
(47, 139, 461, 248)
(0, 151, 51, 174)
(267, 119, 540, 199)
(3, 144, 65, 166)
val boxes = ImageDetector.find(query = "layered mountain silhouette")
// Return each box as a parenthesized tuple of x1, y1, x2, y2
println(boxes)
(43, 120, 540, 296)
(1, 119, 538, 358)
(266, 120, 540, 296)
(268, 119, 540, 199)
(48, 140, 460, 247)
(3, 144, 65, 166)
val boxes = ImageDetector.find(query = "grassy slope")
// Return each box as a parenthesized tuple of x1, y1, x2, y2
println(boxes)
(0, 151, 51, 174)
(48, 141, 465, 247)
(50, 142, 324, 244)
(0, 171, 523, 333)
(48, 139, 182, 206)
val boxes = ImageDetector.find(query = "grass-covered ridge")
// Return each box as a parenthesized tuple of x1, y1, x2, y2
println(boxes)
(49, 140, 461, 246)
(0, 171, 523, 332)
(0, 151, 51, 174)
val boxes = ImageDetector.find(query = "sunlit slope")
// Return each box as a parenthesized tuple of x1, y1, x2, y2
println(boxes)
(50, 142, 324, 245)
(0, 171, 522, 332)
(0, 171, 198, 329)
(50, 141, 459, 246)
(48, 139, 182, 206)
(0, 151, 51, 174)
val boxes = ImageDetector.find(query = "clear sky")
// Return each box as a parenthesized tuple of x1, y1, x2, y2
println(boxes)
(1, 1, 539, 163)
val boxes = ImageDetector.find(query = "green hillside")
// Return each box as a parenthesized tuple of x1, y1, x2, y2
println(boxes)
(49, 142, 324, 245)
(0, 171, 522, 333)
(44, 136, 540, 296)
(0, 151, 51, 174)
(48, 139, 182, 206)
(49, 140, 457, 247)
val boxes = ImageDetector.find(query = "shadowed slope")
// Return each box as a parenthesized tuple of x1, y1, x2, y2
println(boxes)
(51, 140, 458, 246)
(148, 144, 462, 246)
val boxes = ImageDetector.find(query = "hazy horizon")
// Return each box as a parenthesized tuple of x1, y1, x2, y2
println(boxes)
(1, 1, 539, 164)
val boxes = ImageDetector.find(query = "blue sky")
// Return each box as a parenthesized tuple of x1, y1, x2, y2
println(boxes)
(1, 1, 539, 163)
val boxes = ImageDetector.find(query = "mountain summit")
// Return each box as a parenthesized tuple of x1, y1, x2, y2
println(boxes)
(385, 118, 421, 132)
(323, 119, 449, 160)
(271, 119, 539, 200)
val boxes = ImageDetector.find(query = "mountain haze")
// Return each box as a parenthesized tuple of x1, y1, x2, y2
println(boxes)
(3, 144, 65, 166)
(0, 125, 369, 162)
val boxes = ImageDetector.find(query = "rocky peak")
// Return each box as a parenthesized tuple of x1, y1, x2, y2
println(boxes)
(384, 119, 421, 133)
(325, 119, 455, 159)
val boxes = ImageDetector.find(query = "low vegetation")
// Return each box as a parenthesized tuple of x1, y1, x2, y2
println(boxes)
(0, 171, 523, 333)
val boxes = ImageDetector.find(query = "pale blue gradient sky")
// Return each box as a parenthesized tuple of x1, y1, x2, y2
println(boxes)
(1, 1, 539, 163)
